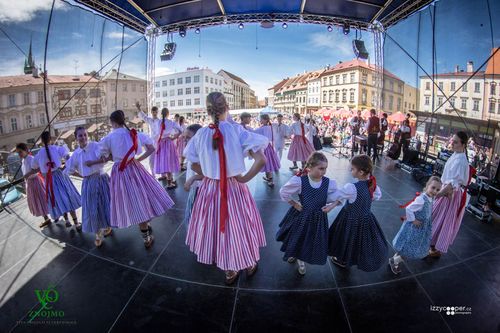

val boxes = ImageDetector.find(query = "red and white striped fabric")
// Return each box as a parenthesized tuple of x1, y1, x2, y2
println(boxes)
(287, 135, 315, 161)
(186, 177, 266, 271)
(154, 138, 180, 174)
(431, 188, 466, 253)
(110, 159, 174, 228)
(261, 143, 281, 172)
(26, 174, 48, 216)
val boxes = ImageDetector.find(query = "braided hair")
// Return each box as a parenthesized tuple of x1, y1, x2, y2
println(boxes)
(351, 154, 376, 197)
(41, 131, 53, 164)
(206, 92, 228, 150)
(260, 114, 271, 126)
(297, 152, 328, 176)
(455, 131, 469, 161)
(110, 110, 130, 131)
(161, 108, 169, 125)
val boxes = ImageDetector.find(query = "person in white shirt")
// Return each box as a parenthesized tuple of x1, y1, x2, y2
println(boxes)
(288, 113, 315, 170)
(32, 131, 81, 229)
(273, 114, 290, 161)
(92, 110, 175, 249)
(155, 108, 183, 189)
(239, 112, 254, 132)
(136, 103, 161, 175)
(65, 127, 112, 247)
(254, 114, 281, 187)
(183, 92, 268, 285)
(16, 143, 51, 228)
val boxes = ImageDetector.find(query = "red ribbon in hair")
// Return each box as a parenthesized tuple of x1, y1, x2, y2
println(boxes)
(295, 168, 308, 177)
(156, 121, 166, 155)
(368, 175, 377, 199)
(119, 129, 138, 171)
(399, 192, 421, 221)
(45, 162, 56, 208)
(209, 123, 228, 233)
(300, 122, 307, 144)
(457, 166, 476, 217)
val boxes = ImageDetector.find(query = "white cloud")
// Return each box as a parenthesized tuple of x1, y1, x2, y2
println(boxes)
(246, 78, 278, 101)
(0, 0, 65, 23)
(308, 31, 375, 61)
(155, 66, 174, 77)
(106, 32, 134, 40)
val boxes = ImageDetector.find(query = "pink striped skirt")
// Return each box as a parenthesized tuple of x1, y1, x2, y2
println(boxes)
(110, 159, 174, 228)
(186, 177, 266, 271)
(261, 143, 281, 172)
(287, 135, 315, 162)
(431, 188, 466, 253)
(26, 174, 48, 217)
(176, 135, 186, 158)
(154, 137, 180, 174)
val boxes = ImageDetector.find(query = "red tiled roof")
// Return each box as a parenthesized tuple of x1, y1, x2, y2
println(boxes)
(218, 69, 248, 85)
(319, 59, 402, 81)
(0, 74, 99, 89)
(485, 48, 500, 75)
(419, 71, 485, 78)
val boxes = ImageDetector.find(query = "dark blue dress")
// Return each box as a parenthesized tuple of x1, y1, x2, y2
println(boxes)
(328, 180, 388, 272)
(276, 175, 330, 265)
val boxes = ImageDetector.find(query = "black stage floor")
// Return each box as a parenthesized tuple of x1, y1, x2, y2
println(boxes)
(1, 150, 499, 333)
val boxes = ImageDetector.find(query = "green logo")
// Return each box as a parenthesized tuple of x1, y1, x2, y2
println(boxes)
(28, 285, 65, 322)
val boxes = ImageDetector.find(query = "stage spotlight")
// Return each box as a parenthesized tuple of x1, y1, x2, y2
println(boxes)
(238, 23, 244, 30)
(343, 23, 350, 35)
(282, 22, 288, 29)
(160, 42, 176, 61)
(327, 25, 333, 32)
(179, 26, 187, 37)
(195, 27, 200, 34)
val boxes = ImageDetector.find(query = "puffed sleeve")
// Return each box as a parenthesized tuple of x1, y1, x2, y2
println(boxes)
(329, 183, 357, 203)
(183, 133, 200, 163)
(326, 179, 339, 202)
(373, 185, 382, 201)
(405, 195, 425, 222)
(64, 151, 78, 176)
(98, 135, 111, 158)
(280, 176, 302, 202)
(239, 129, 269, 156)
(32, 154, 39, 169)
(174, 121, 183, 134)
(57, 145, 70, 159)
(138, 132, 153, 146)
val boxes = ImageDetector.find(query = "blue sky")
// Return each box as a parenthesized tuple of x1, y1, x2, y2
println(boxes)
(0, 0, 498, 99)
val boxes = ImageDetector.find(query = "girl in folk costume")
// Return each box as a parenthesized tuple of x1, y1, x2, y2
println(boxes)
(33, 131, 81, 229)
(276, 152, 338, 275)
(273, 113, 290, 161)
(155, 108, 182, 189)
(176, 116, 188, 171)
(182, 123, 203, 229)
(429, 131, 474, 258)
(94, 110, 174, 248)
(65, 127, 112, 248)
(389, 176, 442, 274)
(136, 103, 161, 175)
(328, 155, 388, 272)
(184, 92, 268, 285)
(254, 114, 281, 187)
(288, 113, 315, 170)
(16, 143, 51, 228)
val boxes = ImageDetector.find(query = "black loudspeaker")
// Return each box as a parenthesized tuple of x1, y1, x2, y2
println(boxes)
(322, 137, 333, 146)
(353, 39, 369, 59)
(403, 149, 419, 165)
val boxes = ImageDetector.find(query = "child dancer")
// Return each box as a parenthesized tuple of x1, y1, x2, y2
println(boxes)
(273, 114, 290, 161)
(254, 114, 281, 187)
(136, 103, 161, 176)
(184, 92, 268, 285)
(328, 155, 388, 272)
(16, 143, 51, 228)
(389, 176, 442, 274)
(288, 113, 315, 170)
(155, 107, 182, 189)
(33, 131, 81, 229)
(177, 116, 188, 171)
(94, 110, 175, 248)
(239, 112, 254, 131)
(65, 127, 112, 247)
(182, 124, 203, 229)
(276, 152, 338, 275)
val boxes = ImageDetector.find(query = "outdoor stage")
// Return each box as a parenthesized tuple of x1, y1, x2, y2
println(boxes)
(0, 151, 499, 333)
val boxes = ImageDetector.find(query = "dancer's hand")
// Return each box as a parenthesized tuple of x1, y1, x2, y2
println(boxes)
(235, 174, 248, 183)
(412, 219, 422, 228)
(184, 178, 193, 191)
(322, 201, 339, 213)
(85, 160, 95, 167)
(292, 201, 303, 212)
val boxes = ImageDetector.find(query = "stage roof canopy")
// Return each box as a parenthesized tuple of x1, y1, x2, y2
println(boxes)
(75, 0, 433, 34)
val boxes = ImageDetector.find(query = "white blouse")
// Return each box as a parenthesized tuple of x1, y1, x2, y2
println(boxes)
(290, 121, 308, 137)
(65, 141, 105, 177)
(272, 123, 290, 149)
(254, 125, 274, 144)
(33, 145, 69, 174)
(21, 155, 37, 176)
(280, 175, 338, 202)
(441, 152, 469, 188)
(158, 119, 182, 139)
(183, 120, 269, 179)
(99, 127, 154, 163)
(138, 111, 162, 141)
(404, 193, 431, 222)
(306, 124, 316, 143)
(330, 181, 382, 204)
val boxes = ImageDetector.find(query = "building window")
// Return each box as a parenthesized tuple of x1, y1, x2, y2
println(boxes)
(75, 106, 87, 116)
(89, 89, 101, 98)
(342, 74, 347, 84)
(75, 89, 87, 99)
(122, 83, 127, 92)
(186, 87, 191, 94)
(335, 90, 340, 103)
(210, 77, 213, 84)
(450, 82, 456, 91)
(123, 99, 128, 107)
(425, 82, 430, 90)
(371, 91, 376, 106)
(91, 105, 102, 114)
(194, 98, 200, 105)
(491, 83, 496, 95)
(177, 78, 183, 85)
(178, 89, 183, 95)
(170, 89, 175, 96)
(342, 89, 347, 103)
(162, 101, 168, 107)
(462, 83, 467, 92)
(170, 79, 175, 85)
(205, 87, 209, 94)
(25, 114, 32, 128)
(397, 97, 401, 111)
(388, 95, 394, 110)
(350, 72, 355, 83)
(0, 120, 3, 134)
(323, 77, 327, 85)
(361, 90, 367, 104)
(362, 73, 367, 84)
(162, 90, 168, 97)
(475, 82, 481, 93)
(23, 92, 30, 105)
(349, 89, 355, 103)
(39, 113, 46, 125)
(155, 102, 161, 108)
(155, 81, 160, 88)
(185, 76, 191, 84)
(140, 84, 145, 92)
(449, 97, 456, 108)
(329, 77, 333, 86)
(489, 100, 496, 113)
(398, 84, 403, 94)
(162, 80, 168, 86)
(215, 79, 218, 85)
(461, 98, 467, 110)
(186, 99, 191, 106)
(205, 76, 209, 83)
(178, 100, 183, 106)
(170, 100, 175, 107)
(425, 96, 430, 106)
(37, 91, 44, 103)
(155, 92, 160, 98)
(194, 75, 200, 83)
(57, 90, 71, 101)
(10, 118, 18, 131)
(438, 96, 443, 107)
(473, 99, 480, 111)
(438, 82, 443, 90)
(194, 87, 200, 94)
(322, 91, 327, 103)
(389, 81, 394, 92)
(59, 107, 72, 119)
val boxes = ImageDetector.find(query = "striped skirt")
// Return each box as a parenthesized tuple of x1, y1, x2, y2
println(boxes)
(26, 174, 48, 217)
(44, 169, 81, 220)
(176, 135, 187, 158)
(110, 159, 174, 228)
(186, 177, 266, 271)
(287, 135, 315, 162)
(81, 173, 111, 233)
(154, 138, 180, 174)
(261, 143, 281, 172)
(431, 188, 466, 253)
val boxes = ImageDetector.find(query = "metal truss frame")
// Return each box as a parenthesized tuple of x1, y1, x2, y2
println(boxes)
(379, 0, 434, 27)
